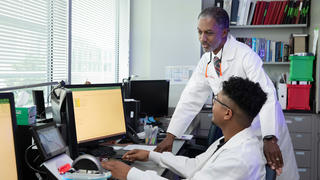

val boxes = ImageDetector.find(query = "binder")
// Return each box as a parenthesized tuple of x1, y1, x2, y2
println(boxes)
(247, 2, 256, 25)
(252, 1, 261, 25)
(295, 0, 303, 24)
(271, 1, 281, 24)
(276, 1, 288, 24)
(230, 0, 240, 25)
(264, 1, 275, 25)
(257, 1, 267, 25)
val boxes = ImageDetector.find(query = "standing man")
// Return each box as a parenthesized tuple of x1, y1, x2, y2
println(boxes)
(155, 7, 298, 179)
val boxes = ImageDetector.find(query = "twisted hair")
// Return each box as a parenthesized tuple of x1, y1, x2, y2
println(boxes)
(222, 77, 267, 121)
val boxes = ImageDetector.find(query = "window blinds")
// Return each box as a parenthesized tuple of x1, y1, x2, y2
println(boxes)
(71, 0, 129, 84)
(0, 0, 68, 88)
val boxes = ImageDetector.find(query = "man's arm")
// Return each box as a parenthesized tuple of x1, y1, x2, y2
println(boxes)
(243, 51, 283, 170)
(118, 144, 215, 180)
(155, 55, 212, 152)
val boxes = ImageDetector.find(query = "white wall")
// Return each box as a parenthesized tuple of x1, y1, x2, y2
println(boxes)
(130, 0, 201, 107)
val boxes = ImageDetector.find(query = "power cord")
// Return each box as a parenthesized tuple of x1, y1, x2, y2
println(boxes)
(24, 144, 47, 174)
(48, 80, 66, 104)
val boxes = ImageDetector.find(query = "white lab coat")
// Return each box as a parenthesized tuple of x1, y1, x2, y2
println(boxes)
(166, 35, 299, 180)
(127, 128, 266, 180)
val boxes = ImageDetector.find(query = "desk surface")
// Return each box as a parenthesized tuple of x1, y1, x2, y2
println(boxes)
(128, 139, 185, 175)
(126, 116, 200, 176)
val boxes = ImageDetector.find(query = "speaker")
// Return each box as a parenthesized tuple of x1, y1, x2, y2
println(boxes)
(124, 99, 140, 132)
(32, 90, 46, 119)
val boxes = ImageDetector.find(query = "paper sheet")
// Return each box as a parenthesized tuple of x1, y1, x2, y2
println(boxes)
(165, 66, 195, 84)
(123, 144, 156, 151)
(176, 134, 193, 140)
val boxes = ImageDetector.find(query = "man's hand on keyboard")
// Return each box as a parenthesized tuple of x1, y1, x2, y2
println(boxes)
(122, 149, 150, 162)
(101, 159, 131, 180)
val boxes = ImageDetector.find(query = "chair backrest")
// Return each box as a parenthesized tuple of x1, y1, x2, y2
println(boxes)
(207, 122, 223, 147)
(265, 165, 276, 180)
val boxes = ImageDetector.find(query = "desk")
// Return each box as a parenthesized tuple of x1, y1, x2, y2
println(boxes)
(124, 116, 200, 176)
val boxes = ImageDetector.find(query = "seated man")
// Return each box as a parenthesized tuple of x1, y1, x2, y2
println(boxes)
(102, 76, 268, 180)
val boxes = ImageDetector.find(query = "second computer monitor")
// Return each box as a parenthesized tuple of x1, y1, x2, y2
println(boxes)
(130, 80, 169, 117)
(0, 93, 21, 180)
(65, 84, 126, 157)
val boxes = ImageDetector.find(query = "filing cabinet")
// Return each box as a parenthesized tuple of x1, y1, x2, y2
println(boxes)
(193, 109, 212, 136)
(284, 113, 319, 180)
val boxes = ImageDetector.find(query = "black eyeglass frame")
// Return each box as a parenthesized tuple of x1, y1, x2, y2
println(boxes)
(213, 95, 232, 111)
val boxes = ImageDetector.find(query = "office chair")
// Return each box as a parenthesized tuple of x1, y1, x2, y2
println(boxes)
(265, 165, 276, 180)
(183, 122, 222, 157)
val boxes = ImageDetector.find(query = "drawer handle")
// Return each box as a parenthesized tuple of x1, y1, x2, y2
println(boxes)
(296, 134, 303, 138)
(293, 117, 303, 122)
(295, 151, 305, 155)
(286, 120, 292, 124)
(298, 168, 307, 172)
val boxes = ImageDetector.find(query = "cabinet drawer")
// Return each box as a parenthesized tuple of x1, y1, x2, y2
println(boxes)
(285, 115, 312, 133)
(290, 133, 312, 150)
(294, 150, 311, 167)
(298, 168, 311, 180)
(199, 113, 212, 130)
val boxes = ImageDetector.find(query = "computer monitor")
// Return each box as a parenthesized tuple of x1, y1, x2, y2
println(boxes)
(0, 93, 22, 179)
(129, 80, 169, 117)
(64, 84, 127, 158)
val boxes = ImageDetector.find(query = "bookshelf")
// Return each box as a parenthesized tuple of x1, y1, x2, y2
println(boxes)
(201, 1, 319, 179)
(230, 24, 308, 29)
(263, 62, 290, 65)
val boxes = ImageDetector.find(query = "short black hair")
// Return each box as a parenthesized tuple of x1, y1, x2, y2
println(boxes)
(198, 7, 229, 30)
(222, 77, 267, 121)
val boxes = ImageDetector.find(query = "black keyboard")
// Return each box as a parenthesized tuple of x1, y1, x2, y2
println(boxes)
(89, 146, 116, 157)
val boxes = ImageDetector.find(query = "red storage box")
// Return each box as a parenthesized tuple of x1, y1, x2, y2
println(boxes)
(287, 84, 311, 110)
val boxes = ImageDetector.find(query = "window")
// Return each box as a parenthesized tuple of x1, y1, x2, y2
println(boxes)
(0, 0, 129, 104)
(0, 0, 68, 104)
(71, 0, 129, 84)
(0, 0, 68, 88)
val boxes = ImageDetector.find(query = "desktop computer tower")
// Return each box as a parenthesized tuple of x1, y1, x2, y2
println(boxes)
(124, 99, 140, 132)
(32, 90, 46, 119)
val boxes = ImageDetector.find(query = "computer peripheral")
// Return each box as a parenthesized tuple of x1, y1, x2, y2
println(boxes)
(62, 154, 112, 179)
(158, 127, 166, 133)
(89, 146, 116, 157)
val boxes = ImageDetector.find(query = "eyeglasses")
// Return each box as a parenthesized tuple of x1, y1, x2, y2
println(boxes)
(213, 95, 232, 110)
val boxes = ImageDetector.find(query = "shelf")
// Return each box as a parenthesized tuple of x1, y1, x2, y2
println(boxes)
(263, 62, 290, 65)
(230, 24, 308, 29)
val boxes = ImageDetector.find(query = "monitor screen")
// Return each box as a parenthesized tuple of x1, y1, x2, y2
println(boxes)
(0, 93, 21, 180)
(66, 84, 126, 144)
(130, 80, 169, 117)
(30, 123, 67, 161)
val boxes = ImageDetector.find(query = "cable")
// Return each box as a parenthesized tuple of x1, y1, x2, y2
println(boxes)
(33, 155, 40, 163)
(24, 144, 47, 174)
(46, 80, 66, 107)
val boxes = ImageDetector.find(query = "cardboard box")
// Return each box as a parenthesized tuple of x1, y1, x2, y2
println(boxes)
(15, 106, 36, 125)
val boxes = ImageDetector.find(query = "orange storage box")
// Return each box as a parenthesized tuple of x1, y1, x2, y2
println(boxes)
(287, 84, 311, 110)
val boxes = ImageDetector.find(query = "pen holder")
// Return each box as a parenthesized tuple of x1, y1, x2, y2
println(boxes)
(144, 125, 158, 145)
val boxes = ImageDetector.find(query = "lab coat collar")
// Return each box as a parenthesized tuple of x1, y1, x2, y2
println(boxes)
(211, 127, 256, 156)
(222, 34, 236, 61)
